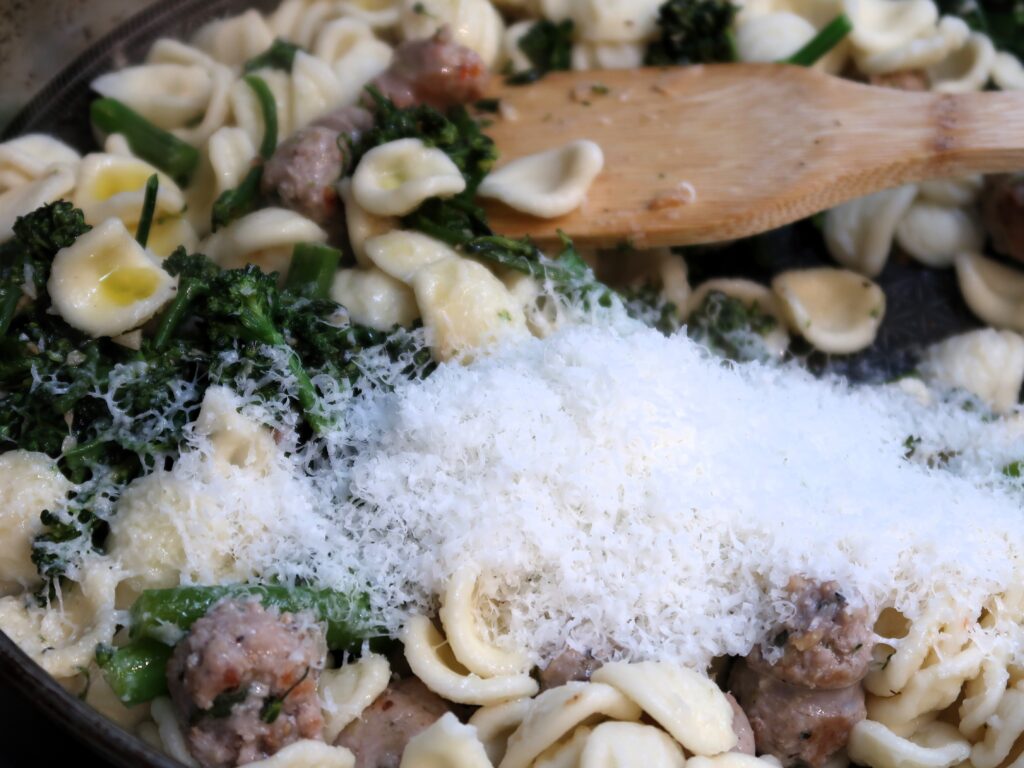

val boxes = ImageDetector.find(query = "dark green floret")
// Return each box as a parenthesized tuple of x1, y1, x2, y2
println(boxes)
(506, 19, 575, 84)
(645, 0, 739, 66)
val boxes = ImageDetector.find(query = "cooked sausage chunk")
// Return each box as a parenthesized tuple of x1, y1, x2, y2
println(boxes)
(982, 174, 1024, 263)
(747, 576, 875, 689)
(538, 649, 603, 691)
(726, 692, 756, 755)
(371, 27, 489, 110)
(729, 661, 866, 768)
(334, 677, 450, 768)
(166, 599, 327, 768)
(261, 107, 373, 225)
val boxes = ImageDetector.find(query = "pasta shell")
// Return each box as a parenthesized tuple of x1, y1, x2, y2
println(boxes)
(686, 278, 789, 357)
(468, 698, 533, 765)
(592, 661, 736, 756)
(823, 186, 917, 277)
(339, 178, 397, 268)
(47, 218, 178, 338)
(969, 688, 1024, 768)
(580, 722, 685, 768)
(533, 727, 592, 768)
(319, 655, 391, 742)
(335, 0, 403, 28)
(571, 42, 645, 70)
(992, 51, 1024, 91)
(844, 0, 938, 56)
(73, 153, 186, 225)
(330, 267, 420, 331)
(244, 741, 355, 768)
(0, 165, 75, 242)
(400, 0, 506, 68)
(570, 0, 663, 43)
(736, 13, 817, 63)
(0, 134, 80, 194)
(478, 140, 604, 219)
(928, 32, 996, 93)
(916, 175, 982, 207)
(503, 21, 537, 73)
(847, 720, 970, 768)
(920, 329, 1024, 413)
(854, 16, 969, 76)
(91, 64, 213, 131)
(400, 713, 492, 768)
(194, 387, 278, 475)
(201, 207, 327, 276)
(771, 268, 886, 354)
(364, 229, 459, 283)
(149, 697, 196, 766)
(192, 9, 275, 67)
(270, 0, 342, 49)
(291, 51, 345, 130)
(895, 201, 983, 268)
(687, 756, 782, 768)
(352, 138, 466, 216)
(954, 252, 1024, 332)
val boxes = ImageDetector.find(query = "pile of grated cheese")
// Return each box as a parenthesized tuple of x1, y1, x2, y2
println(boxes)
(173, 318, 1024, 669)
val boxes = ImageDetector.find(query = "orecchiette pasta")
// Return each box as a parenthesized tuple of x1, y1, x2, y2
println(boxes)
(47, 218, 178, 339)
(954, 251, 1024, 333)
(335, 0, 403, 28)
(0, 451, 70, 593)
(920, 329, 1024, 414)
(145, 39, 235, 146)
(192, 9, 276, 67)
(969, 685, 1024, 768)
(499, 682, 642, 768)
(0, 165, 76, 241)
(150, 697, 198, 767)
(686, 278, 789, 357)
(823, 186, 918, 277)
(400, 0, 506, 68)
(91, 64, 213, 131)
(847, 720, 971, 768)
(201, 207, 327, 276)
(533, 726, 593, 768)
(570, 41, 645, 71)
(73, 153, 186, 225)
(400, 713, 493, 768)
(928, 32, 996, 93)
(844, 0, 938, 56)
(895, 200, 983, 268)
(771, 268, 886, 354)
(580, 722, 685, 768)
(854, 16, 969, 76)
(468, 698, 533, 765)
(245, 740, 356, 768)
(319, 654, 392, 742)
(0, 133, 80, 194)
(331, 267, 421, 330)
(339, 179, 397, 268)
(352, 138, 467, 216)
(364, 229, 460, 283)
(402, 615, 539, 705)
(735, 13, 818, 63)
(591, 661, 737, 756)
(478, 140, 604, 219)
(569, 0, 663, 44)
(992, 51, 1024, 90)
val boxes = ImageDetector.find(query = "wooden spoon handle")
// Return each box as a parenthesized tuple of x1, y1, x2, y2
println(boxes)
(481, 65, 1024, 248)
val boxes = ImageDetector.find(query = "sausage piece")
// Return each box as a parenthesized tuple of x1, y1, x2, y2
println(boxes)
(726, 692, 756, 755)
(729, 661, 866, 768)
(747, 576, 875, 689)
(334, 677, 450, 768)
(982, 174, 1024, 263)
(371, 27, 489, 110)
(166, 599, 327, 768)
(538, 649, 603, 691)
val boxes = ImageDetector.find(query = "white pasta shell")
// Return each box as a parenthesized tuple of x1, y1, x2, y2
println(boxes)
(149, 697, 197, 766)
(958, 657, 1011, 740)
(0, 134, 80, 194)
(364, 229, 459, 283)
(47, 218, 178, 338)
(954, 251, 1024, 333)
(92, 64, 213, 130)
(201, 207, 327, 276)
(413, 257, 530, 361)
(500, 682, 642, 768)
(992, 51, 1024, 90)
(400, 713, 492, 768)
(686, 278, 789, 357)
(916, 175, 982, 207)
(353, 138, 466, 216)
(336, 0, 403, 28)
(0, 451, 70, 594)
(687, 755, 783, 768)
(928, 32, 996, 93)
(771, 268, 886, 354)
(534, 726, 593, 768)
(0, 165, 75, 242)
(843, 0, 938, 55)
(920, 329, 1024, 414)
(194, 387, 278, 476)
(895, 201, 983, 268)
(580, 722, 685, 768)
(207, 126, 258, 198)
(230, 69, 293, 153)
(735, 13, 817, 63)
(823, 185, 917, 277)
(969, 687, 1024, 768)
(468, 698, 533, 765)
(330, 267, 420, 331)
(339, 179, 397, 268)
(854, 16, 969, 76)
(402, 615, 539, 705)
(146, 216, 200, 260)
(73, 153, 186, 225)
(478, 140, 604, 219)
(569, 0, 663, 43)
(269, 0, 341, 48)
(847, 720, 970, 768)
(319, 655, 392, 742)
(571, 41, 645, 70)
(503, 21, 536, 73)
(400, 0, 506, 68)
(291, 51, 346, 131)
(192, 9, 275, 67)
(440, 564, 531, 677)
(245, 740, 356, 768)
(592, 661, 736, 756)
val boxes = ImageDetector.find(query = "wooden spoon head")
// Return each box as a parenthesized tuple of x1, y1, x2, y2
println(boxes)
(481, 64, 1024, 248)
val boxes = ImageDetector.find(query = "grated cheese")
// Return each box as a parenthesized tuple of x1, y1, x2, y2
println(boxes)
(150, 317, 1024, 669)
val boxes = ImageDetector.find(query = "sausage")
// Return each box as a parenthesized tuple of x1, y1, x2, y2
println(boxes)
(260, 107, 374, 226)
(982, 174, 1024, 263)
(538, 649, 602, 691)
(726, 692, 756, 755)
(334, 677, 450, 768)
(747, 576, 875, 689)
(371, 26, 489, 110)
(729, 661, 866, 768)
(166, 599, 327, 768)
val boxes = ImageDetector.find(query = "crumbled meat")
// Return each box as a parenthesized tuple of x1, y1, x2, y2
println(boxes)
(166, 599, 327, 768)
(747, 576, 875, 689)
(371, 26, 489, 110)
(729, 661, 866, 768)
(726, 692, 756, 755)
(868, 70, 929, 91)
(261, 107, 373, 226)
(334, 677, 450, 768)
(982, 174, 1024, 263)
(538, 649, 603, 691)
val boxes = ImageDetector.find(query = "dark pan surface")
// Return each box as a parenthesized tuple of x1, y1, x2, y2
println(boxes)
(0, 2, 986, 767)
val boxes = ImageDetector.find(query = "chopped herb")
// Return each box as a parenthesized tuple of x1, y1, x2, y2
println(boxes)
(474, 98, 501, 114)
(591, 83, 610, 95)
(782, 14, 853, 67)
(134, 174, 159, 248)
(201, 687, 250, 722)
(645, 0, 739, 67)
(260, 667, 310, 724)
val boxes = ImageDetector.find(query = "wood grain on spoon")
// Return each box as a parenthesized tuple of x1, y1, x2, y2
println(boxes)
(481, 64, 1024, 249)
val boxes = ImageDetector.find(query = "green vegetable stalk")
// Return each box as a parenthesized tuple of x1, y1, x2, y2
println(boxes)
(285, 243, 343, 300)
(95, 640, 173, 706)
(134, 174, 160, 248)
(783, 14, 853, 67)
(244, 38, 303, 74)
(90, 99, 199, 186)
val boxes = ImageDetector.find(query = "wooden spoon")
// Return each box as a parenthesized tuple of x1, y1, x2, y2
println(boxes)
(481, 64, 1024, 249)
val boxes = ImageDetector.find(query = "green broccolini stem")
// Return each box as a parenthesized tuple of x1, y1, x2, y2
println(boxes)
(244, 38, 303, 74)
(783, 13, 853, 67)
(285, 243, 342, 300)
(129, 585, 374, 650)
(134, 175, 159, 248)
(95, 640, 172, 706)
(247, 74, 279, 160)
(90, 99, 199, 187)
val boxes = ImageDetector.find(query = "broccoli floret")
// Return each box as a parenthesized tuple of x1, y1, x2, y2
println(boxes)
(507, 19, 575, 84)
(645, 0, 739, 66)
(153, 248, 221, 349)
(12, 200, 92, 292)
(687, 290, 780, 362)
